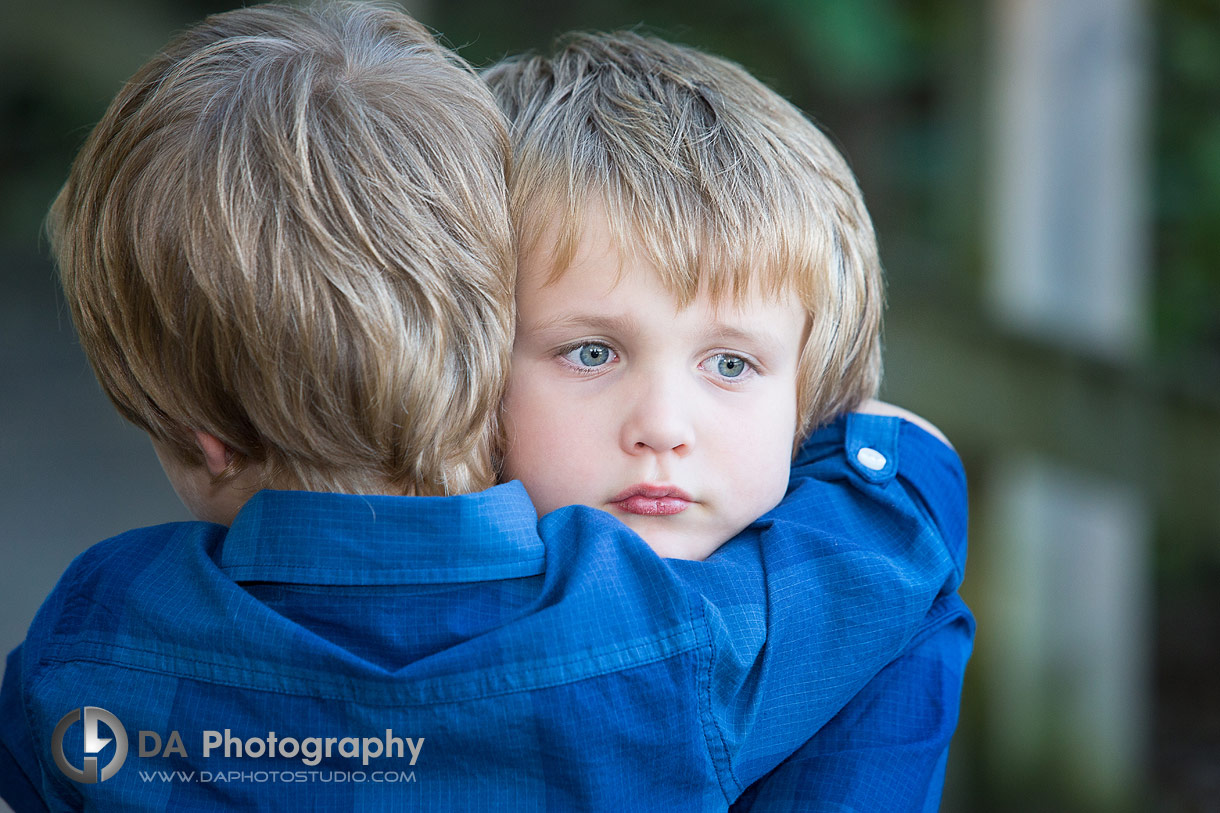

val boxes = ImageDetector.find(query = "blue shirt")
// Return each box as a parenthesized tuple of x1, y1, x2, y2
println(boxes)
(0, 415, 969, 811)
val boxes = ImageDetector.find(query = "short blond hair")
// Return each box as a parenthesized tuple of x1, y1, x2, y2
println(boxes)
(484, 31, 883, 437)
(49, 1, 513, 495)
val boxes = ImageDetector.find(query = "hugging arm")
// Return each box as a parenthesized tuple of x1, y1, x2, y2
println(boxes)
(729, 406, 973, 810)
(667, 410, 969, 800)
(729, 596, 974, 812)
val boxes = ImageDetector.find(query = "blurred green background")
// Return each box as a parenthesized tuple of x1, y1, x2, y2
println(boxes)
(1, 1, 1217, 810)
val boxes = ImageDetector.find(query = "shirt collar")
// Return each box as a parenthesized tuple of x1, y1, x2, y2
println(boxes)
(219, 481, 544, 585)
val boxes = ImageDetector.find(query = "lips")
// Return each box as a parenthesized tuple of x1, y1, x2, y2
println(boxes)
(609, 484, 693, 516)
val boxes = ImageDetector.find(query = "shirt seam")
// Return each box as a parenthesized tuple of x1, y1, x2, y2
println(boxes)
(20, 649, 74, 807)
(903, 594, 974, 651)
(695, 601, 742, 803)
(35, 625, 701, 707)
(17, 645, 48, 805)
(221, 555, 547, 584)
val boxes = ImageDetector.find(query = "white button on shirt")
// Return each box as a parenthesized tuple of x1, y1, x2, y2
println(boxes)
(856, 447, 888, 471)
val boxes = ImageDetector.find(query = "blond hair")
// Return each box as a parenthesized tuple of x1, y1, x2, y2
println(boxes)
(484, 31, 883, 437)
(49, 1, 513, 495)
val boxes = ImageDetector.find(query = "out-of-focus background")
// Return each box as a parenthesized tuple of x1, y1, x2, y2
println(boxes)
(1, 1, 1216, 810)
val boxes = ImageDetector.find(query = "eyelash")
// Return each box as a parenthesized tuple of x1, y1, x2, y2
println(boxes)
(557, 342, 619, 374)
(700, 352, 759, 383)
(555, 342, 760, 383)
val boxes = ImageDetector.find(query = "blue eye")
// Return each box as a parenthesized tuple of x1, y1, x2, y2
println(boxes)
(563, 343, 616, 368)
(714, 354, 749, 378)
(580, 344, 611, 366)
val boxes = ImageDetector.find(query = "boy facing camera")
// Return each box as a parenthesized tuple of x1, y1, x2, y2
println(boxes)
(486, 31, 972, 807)
(491, 30, 895, 560)
(1, 6, 965, 811)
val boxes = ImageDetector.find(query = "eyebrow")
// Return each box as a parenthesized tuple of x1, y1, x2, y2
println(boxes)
(524, 313, 641, 336)
(702, 323, 790, 357)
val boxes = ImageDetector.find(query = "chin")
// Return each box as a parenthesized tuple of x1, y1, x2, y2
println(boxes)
(628, 525, 723, 562)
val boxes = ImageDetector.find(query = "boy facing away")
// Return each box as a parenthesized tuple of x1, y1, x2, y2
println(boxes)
(0, 4, 967, 811)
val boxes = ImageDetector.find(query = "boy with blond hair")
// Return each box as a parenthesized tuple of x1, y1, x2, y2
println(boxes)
(485, 31, 971, 808)
(490, 29, 889, 560)
(1, 6, 963, 811)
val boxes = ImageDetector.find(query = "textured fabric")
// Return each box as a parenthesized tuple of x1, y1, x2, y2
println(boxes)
(0, 416, 968, 811)
(729, 596, 974, 812)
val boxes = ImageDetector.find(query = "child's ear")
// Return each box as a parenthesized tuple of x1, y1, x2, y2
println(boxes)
(193, 431, 233, 478)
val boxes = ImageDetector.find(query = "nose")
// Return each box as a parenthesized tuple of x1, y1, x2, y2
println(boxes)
(619, 374, 695, 457)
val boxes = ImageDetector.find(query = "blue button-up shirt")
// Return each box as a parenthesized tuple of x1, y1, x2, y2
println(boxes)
(0, 415, 969, 811)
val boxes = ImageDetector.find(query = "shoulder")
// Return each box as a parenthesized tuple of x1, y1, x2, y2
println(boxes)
(854, 399, 952, 448)
(42, 521, 216, 600)
(20, 522, 224, 666)
(848, 402, 967, 587)
(784, 404, 967, 587)
(5, 522, 223, 807)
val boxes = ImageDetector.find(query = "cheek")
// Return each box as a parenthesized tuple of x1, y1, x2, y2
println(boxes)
(741, 428, 796, 499)
(501, 375, 601, 512)
(730, 391, 800, 506)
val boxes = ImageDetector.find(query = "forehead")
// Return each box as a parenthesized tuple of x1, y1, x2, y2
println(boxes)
(517, 198, 803, 314)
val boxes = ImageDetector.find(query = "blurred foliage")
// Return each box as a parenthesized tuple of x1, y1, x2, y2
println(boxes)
(1154, 0, 1220, 378)
(0, 0, 235, 249)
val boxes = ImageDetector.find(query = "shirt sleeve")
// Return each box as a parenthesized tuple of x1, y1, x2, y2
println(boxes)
(727, 594, 975, 812)
(667, 414, 969, 799)
(0, 646, 51, 813)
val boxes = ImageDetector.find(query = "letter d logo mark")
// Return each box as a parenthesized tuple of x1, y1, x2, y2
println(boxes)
(52, 707, 128, 783)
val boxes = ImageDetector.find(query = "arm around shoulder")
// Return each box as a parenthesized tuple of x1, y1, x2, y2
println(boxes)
(729, 594, 975, 812)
